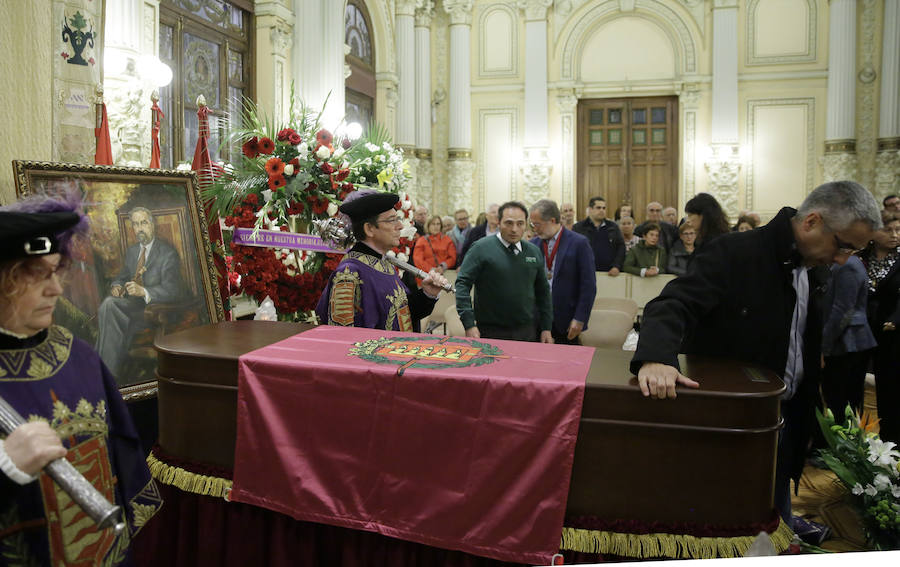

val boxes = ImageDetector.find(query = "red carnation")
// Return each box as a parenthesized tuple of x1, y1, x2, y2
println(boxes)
(242, 136, 260, 158)
(265, 157, 285, 177)
(244, 193, 259, 205)
(320, 161, 335, 174)
(268, 175, 287, 190)
(315, 129, 333, 146)
(258, 137, 275, 154)
(289, 133, 303, 145)
(289, 158, 300, 169)
(393, 201, 402, 210)
(335, 168, 349, 182)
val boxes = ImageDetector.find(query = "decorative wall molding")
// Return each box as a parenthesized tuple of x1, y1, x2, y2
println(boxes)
(821, 152, 859, 183)
(704, 144, 742, 219)
(396, 0, 418, 17)
(270, 23, 293, 54)
(556, 91, 578, 205)
(479, 3, 518, 78)
(746, 0, 816, 66)
(448, 159, 477, 212)
(415, 0, 435, 27)
(856, 0, 879, 192)
(416, 156, 435, 211)
(478, 106, 518, 208)
(520, 147, 553, 204)
(875, 147, 900, 198)
(746, 98, 816, 210)
(678, 84, 701, 200)
(559, 0, 697, 80)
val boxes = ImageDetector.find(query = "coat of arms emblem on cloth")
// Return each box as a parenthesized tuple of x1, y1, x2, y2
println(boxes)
(348, 336, 509, 375)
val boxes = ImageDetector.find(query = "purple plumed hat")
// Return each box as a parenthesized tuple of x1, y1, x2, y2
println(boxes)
(0, 184, 90, 262)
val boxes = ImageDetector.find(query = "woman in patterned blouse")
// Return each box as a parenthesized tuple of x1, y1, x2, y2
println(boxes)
(860, 210, 900, 444)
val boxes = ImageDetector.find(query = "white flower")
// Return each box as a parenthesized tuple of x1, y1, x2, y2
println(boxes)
(867, 438, 900, 467)
(874, 473, 893, 491)
(365, 142, 379, 152)
(401, 199, 412, 211)
(892, 485, 900, 498)
(261, 189, 273, 203)
(333, 147, 345, 160)
(852, 483, 865, 495)
(326, 202, 339, 217)
(386, 250, 397, 258)
(255, 205, 269, 218)
(316, 145, 332, 160)
(283, 164, 294, 177)
(223, 163, 235, 175)
(865, 484, 878, 496)
(296, 142, 309, 159)
(397, 252, 408, 263)
(176, 163, 192, 171)
(399, 225, 417, 240)
(382, 142, 393, 152)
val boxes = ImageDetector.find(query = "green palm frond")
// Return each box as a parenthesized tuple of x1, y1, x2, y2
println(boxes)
(362, 122, 393, 146)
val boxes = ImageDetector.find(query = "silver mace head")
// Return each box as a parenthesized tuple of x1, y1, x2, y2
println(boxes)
(312, 217, 355, 251)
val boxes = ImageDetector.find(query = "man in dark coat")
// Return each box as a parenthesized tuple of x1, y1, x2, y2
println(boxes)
(529, 199, 596, 344)
(457, 203, 499, 265)
(630, 180, 881, 525)
(573, 196, 625, 273)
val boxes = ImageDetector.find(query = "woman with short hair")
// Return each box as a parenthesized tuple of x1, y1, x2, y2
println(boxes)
(623, 223, 667, 277)
(667, 223, 697, 276)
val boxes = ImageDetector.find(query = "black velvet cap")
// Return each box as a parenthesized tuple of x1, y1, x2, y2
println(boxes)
(338, 191, 399, 223)
(0, 211, 80, 263)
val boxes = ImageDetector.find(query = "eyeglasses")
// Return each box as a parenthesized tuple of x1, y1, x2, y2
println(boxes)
(374, 216, 402, 225)
(833, 235, 865, 256)
(24, 260, 69, 283)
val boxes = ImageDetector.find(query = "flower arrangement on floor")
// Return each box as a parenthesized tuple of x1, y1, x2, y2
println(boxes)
(203, 97, 418, 321)
(816, 406, 900, 550)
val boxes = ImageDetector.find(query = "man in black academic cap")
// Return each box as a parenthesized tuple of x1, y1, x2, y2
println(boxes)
(315, 190, 449, 331)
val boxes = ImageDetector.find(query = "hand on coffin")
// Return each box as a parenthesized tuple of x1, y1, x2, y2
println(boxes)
(608, 267, 620, 277)
(637, 362, 700, 400)
(465, 326, 480, 338)
(539, 330, 554, 344)
(4, 421, 67, 476)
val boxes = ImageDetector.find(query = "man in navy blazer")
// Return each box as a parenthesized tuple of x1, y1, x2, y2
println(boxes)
(529, 199, 597, 344)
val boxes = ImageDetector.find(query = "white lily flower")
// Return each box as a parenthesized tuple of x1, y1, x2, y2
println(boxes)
(892, 485, 900, 498)
(867, 438, 900, 467)
(326, 202, 339, 216)
(874, 473, 893, 491)
(365, 142, 379, 152)
(284, 164, 294, 177)
(261, 189, 273, 203)
(864, 484, 878, 496)
(852, 483, 864, 495)
(316, 145, 332, 160)
(255, 205, 269, 218)
(333, 147, 345, 159)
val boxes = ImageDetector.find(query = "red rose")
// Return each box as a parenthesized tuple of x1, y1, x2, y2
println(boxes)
(245, 193, 259, 206)
(306, 182, 317, 192)
(315, 129, 333, 146)
(265, 157, 285, 177)
(289, 133, 303, 145)
(268, 175, 287, 190)
(258, 137, 275, 154)
(335, 168, 349, 182)
(289, 158, 300, 169)
(242, 136, 260, 158)
(320, 162, 334, 174)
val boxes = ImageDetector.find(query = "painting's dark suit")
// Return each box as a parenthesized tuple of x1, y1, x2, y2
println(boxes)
(530, 228, 596, 343)
(631, 207, 829, 522)
(97, 238, 182, 377)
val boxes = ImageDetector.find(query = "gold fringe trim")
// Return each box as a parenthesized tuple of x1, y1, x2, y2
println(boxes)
(146, 453, 232, 499)
(560, 517, 794, 560)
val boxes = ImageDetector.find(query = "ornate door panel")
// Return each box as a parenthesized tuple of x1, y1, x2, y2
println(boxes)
(577, 97, 678, 219)
(158, 0, 253, 168)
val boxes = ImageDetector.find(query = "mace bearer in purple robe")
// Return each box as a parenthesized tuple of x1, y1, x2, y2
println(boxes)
(0, 191, 161, 566)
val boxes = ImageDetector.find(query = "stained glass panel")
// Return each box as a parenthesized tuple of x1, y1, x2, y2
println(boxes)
(183, 33, 219, 107)
(608, 129, 622, 145)
(228, 50, 242, 83)
(633, 130, 646, 145)
(589, 109, 603, 125)
(590, 131, 604, 145)
(609, 109, 622, 124)
(345, 2, 372, 64)
(651, 107, 666, 123)
(633, 109, 646, 124)
(160, 23, 173, 60)
(652, 129, 666, 144)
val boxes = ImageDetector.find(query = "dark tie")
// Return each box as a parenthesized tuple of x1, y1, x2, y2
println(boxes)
(134, 246, 146, 284)
(508, 243, 518, 255)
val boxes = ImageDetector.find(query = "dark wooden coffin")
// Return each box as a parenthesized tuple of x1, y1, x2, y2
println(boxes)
(156, 321, 783, 526)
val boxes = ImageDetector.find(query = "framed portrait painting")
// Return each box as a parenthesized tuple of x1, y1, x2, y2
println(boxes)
(12, 161, 225, 399)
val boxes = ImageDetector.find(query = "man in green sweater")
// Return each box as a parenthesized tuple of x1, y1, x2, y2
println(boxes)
(454, 201, 553, 342)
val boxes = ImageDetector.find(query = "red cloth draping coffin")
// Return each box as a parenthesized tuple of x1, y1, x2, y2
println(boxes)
(230, 326, 592, 565)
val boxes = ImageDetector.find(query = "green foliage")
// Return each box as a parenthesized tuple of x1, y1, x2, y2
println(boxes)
(69, 11, 88, 30)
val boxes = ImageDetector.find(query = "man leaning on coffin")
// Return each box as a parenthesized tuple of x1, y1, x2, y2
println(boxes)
(630, 181, 882, 526)
(315, 190, 449, 331)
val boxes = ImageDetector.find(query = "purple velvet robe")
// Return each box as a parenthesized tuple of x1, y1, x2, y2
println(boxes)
(0, 326, 162, 567)
(315, 243, 436, 331)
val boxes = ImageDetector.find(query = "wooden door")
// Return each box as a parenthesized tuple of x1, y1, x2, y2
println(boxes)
(577, 97, 678, 221)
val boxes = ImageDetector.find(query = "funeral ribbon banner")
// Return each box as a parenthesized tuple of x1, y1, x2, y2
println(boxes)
(231, 228, 344, 254)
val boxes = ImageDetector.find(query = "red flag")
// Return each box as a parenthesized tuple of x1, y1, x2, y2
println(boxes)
(150, 97, 164, 168)
(191, 99, 231, 319)
(94, 102, 113, 165)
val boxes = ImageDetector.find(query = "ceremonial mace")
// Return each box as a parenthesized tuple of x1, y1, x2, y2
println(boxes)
(0, 395, 125, 534)
(313, 218, 454, 294)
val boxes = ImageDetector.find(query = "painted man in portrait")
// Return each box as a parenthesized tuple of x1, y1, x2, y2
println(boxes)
(96, 206, 183, 378)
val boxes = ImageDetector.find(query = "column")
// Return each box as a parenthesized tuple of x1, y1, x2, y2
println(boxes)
(293, 0, 344, 129)
(396, 1, 417, 149)
(704, 0, 741, 218)
(255, 1, 294, 121)
(415, 1, 435, 210)
(876, 0, 900, 197)
(556, 91, 578, 206)
(103, 0, 154, 166)
(518, 0, 553, 204)
(823, 0, 858, 181)
(444, 0, 476, 212)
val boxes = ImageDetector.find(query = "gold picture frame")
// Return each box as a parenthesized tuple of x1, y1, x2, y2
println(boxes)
(12, 161, 225, 400)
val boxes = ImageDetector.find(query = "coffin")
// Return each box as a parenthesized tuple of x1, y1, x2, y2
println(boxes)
(156, 321, 783, 526)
